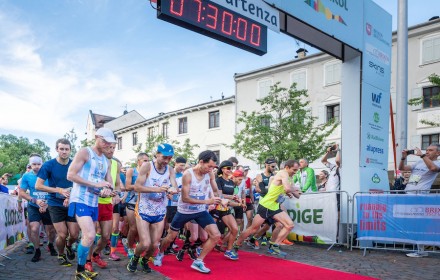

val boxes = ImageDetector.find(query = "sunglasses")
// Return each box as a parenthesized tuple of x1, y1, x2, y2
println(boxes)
(270, 165, 277, 168)
(222, 166, 233, 170)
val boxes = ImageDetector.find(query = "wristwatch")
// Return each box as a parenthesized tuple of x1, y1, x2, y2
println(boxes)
(420, 154, 426, 158)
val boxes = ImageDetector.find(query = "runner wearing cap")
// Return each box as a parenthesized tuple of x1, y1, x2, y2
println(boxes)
(126, 143, 177, 273)
(235, 160, 301, 256)
(153, 150, 222, 274)
(19, 154, 57, 262)
(123, 152, 149, 258)
(67, 128, 116, 280)
(210, 160, 240, 260)
(36, 138, 79, 266)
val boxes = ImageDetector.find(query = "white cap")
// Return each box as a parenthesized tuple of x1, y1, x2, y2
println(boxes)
(96, 128, 117, 143)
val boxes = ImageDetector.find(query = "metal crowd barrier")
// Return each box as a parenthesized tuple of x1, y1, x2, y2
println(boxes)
(350, 189, 440, 256)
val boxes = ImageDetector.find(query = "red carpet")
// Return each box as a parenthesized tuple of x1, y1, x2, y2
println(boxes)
(116, 241, 377, 280)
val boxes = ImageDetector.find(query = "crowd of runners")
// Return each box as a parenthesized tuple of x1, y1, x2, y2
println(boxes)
(14, 127, 306, 280)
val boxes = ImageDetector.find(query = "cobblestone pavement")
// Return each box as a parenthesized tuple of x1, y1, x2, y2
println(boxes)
(1, 241, 439, 280)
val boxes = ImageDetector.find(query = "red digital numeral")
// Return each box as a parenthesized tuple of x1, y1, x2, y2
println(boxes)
(170, 0, 184, 16)
(206, 4, 218, 29)
(193, 0, 202, 22)
(221, 11, 233, 35)
(250, 24, 261, 46)
(236, 17, 247, 41)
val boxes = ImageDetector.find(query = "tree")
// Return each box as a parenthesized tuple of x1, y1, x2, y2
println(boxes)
(64, 128, 79, 157)
(230, 82, 339, 165)
(0, 134, 51, 176)
(174, 138, 200, 163)
(408, 73, 440, 127)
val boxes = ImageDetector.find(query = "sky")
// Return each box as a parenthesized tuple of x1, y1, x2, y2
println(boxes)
(0, 0, 438, 154)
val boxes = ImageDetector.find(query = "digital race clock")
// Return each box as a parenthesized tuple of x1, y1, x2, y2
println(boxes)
(157, 0, 268, 55)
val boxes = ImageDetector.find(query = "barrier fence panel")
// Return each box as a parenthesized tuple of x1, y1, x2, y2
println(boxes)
(350, 190, 440, 256)
(281, 190, 351, 249)
(0, 193, 27, 266)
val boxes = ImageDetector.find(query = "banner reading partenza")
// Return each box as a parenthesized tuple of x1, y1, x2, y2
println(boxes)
(0, 194, 26, 251)
(356, 194, 440, 245)
(282, 192, 338, 244)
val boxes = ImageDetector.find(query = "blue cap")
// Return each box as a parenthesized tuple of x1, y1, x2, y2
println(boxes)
(157, 143, 174, 156)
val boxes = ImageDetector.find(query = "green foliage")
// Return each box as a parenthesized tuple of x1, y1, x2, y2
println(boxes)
(80, 138, 95, 148)
(64, 128, 78, 157)
(0, 134, 51, 177)
(230, 82, 339, 165)
(408, 73, 440, 127)
(174, 138, 200, 163)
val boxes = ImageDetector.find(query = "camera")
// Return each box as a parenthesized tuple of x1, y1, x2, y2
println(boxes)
(406, 150, 415, 155)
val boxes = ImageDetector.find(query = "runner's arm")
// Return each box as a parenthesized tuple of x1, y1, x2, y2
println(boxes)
(125, 168, 135, 191)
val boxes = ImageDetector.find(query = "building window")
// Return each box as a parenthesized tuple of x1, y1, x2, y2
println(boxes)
(132, 132, 138, 146)
(162, 123, 169, 138)
(326, 104, 340, 122)
(212, 150, 220, 164)
(148, 127, 155, 138)
(117, 137, 122, 150)
(290, 69, 307, 90)
(422, 134, 439, 150)
(178, 117, 188, 134)
(258, 79, 272, 98)
(422, 35, 440, 64)
(324, 61, 341, 86)
(423, 86, 440, 108)
(209, 111, 220, 129)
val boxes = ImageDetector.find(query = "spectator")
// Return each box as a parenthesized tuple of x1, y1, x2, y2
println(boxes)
(320, 144, 341, 192)
(391, 170, 411, 193)
(294, 159, 317, 193)
(0, 174, 9, 194)
(228, 156, 239, 170)
(317, 170, 329, 192)
(399, 144, 440, 258)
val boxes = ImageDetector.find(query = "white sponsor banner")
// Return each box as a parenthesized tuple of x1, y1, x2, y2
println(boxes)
(0, 194, 26, 251)
(282, 192, 338, 244)
(393, 204, 440, 219)
(210, 0, 280, 32)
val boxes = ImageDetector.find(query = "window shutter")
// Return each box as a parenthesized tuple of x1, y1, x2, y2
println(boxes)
(411, 88, 422, 111)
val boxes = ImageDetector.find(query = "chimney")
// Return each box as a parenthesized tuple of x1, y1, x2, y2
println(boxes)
(295, 48, 308, 59)
(123, 110, 128, 115)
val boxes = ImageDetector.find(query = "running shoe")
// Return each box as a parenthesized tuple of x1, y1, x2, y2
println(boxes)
(92, 254, 108, 268)
(268, 245, 287, 256)
(188, 248, 198, 260)
(176, 249, 185, 261)
(246, 240, 256, 249)
(75, 270, 92, 280)
(179, 234, 186, 241)
(85, 262, 94, 272)
(122, 238, 129, 253)
(406, 252, 428, 258)
(126, 257, 138, 272)
(139, 257, 152, 273)
(31, 249, 41, 262)
(48, 243, 58, 256)
(254, 240, 260, 249)
(26, 245, 35, 254)
(103, 244, 111, 255)
(261, 236, 267, 246)
(153, 252, 164, 266)
(281, 239, 294, 246)
(109, 252, 121, 261)
(85, 270, 98, 279)
(66, 245, 76, 260)
(71, 242, 78, 252)
(214, 244, 226, 252)
(127, 249, 134, 259)
(224, 250, 239, 260)
(164, 247, 178, 255)
(58, 254, 72, 266)
(191, 259, 211, 274)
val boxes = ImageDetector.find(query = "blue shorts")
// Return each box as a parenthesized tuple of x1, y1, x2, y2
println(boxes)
(68, 202, 98, 222)
(28, 205, 52, 225)
(170, 211, 215, 232)
(138, 213, 165, 224)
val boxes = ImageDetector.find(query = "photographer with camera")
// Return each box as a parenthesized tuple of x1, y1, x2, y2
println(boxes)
(320, 144, 341, 192)
(399, 145, 440, 193)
